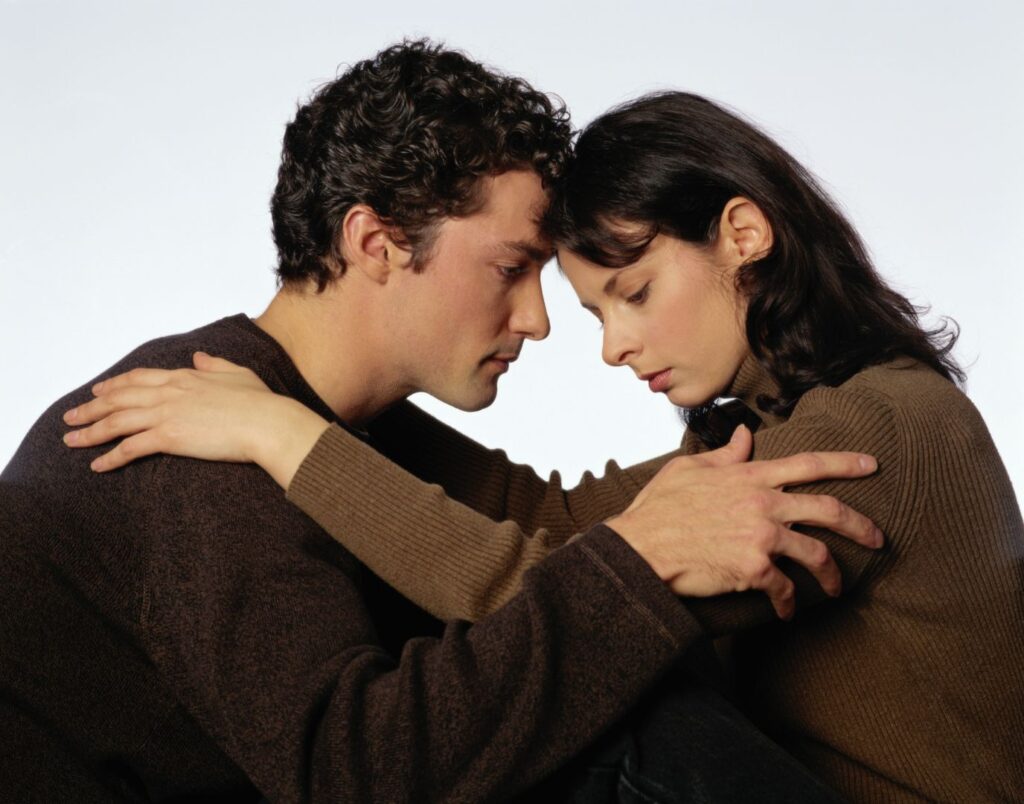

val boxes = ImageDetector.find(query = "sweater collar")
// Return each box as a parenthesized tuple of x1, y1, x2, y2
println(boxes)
(724, 354, 788, 430)
(221, 315, 373, 443)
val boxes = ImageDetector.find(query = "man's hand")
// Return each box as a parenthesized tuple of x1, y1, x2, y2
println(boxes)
(606, 425, 883, 619)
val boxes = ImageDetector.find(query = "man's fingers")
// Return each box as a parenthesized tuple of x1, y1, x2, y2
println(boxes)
(744, 450, 878, 489)
(756, 566, 796, 620)
(774, 528, 842, 597)
(776, 492, 883, 549)
(690, 425, 753, 468)
(91, 367, 179, 396)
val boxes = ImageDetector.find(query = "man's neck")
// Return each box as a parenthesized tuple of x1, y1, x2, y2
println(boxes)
(253, 283, 411, 427)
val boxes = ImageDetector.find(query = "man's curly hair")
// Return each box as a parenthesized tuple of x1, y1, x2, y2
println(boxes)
(271, 40, 573, 290)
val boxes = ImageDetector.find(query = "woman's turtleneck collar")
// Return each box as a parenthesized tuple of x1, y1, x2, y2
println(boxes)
(723, 353, 789, 430)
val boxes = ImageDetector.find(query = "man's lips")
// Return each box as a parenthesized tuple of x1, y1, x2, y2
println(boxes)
(486, 353, 519, 373)
(639, 368, 672, 393)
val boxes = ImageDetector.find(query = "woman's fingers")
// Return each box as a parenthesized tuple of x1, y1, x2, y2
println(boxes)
(192, 352, 251, 375)
(774, 491, 883, 549)
(773, 527, 843, 597)
(91, 367, 180, 396)
(64, 407, 158, 449)
(90, 430, 166, 472)
(64, 387, 170, 427)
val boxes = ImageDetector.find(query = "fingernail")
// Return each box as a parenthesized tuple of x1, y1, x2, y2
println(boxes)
(64, 408, 77, 423)
(93, 381, 105, 394)
(874, 527, 885, 547)
(90, 457, 103, 472)
(859, 456, 877, 471)
(63, 431, 78, 445)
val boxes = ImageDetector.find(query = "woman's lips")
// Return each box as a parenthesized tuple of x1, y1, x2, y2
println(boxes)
(645, 369, 672, 393)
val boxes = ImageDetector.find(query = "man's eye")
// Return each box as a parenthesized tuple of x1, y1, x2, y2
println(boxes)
(498, 265, 528, 280)
(626, 282, 650, 304)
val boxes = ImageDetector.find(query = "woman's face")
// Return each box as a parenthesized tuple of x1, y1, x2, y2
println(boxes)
(559, 234, 750, 408)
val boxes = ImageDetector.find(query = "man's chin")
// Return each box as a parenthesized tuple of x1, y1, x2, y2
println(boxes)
(436, 380, 500, 412)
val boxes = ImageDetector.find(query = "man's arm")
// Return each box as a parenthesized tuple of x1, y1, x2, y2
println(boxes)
(142, 458, 700, 802)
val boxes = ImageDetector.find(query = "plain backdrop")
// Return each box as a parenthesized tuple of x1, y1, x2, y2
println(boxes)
(2, 0, 1021, 497)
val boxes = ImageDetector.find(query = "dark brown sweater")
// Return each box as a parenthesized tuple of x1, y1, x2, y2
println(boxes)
(288, 356, 1024, 802)
(0, 314, 705, 802)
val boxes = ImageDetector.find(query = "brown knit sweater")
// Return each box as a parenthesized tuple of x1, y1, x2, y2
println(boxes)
(288, 355, 1024, 802)
(0, 315, 705, 802)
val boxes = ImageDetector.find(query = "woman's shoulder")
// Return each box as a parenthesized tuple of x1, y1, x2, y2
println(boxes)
(794, 358, 991, 459)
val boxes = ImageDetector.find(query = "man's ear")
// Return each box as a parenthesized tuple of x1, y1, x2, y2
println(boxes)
(339, 204, 412, 284)
(715, 197, 773, 270)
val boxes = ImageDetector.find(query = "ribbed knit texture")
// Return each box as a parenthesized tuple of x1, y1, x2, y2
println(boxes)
(288, 355, 1024, 802)
(0, 314, 705, 802)
(291, 401, 677, 621)
(718, 356, 1024, 802)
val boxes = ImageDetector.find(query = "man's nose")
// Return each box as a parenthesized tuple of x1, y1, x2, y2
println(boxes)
(510, 274, 551, 341)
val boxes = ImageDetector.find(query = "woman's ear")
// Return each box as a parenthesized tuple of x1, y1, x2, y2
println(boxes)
(716, 197, 773, 268)
(338, 204, 412, 284)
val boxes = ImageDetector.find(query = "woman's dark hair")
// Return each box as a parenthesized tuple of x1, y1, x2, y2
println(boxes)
(271, 39, 572, 290)
(545, 91, 963, 444)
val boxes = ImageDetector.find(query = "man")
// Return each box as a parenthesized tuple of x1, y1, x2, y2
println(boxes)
(0, 41, 879, 800)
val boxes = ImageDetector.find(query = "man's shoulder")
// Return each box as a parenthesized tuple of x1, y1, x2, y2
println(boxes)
(100, 314, 275, 383)
(3, 314, 263, 479)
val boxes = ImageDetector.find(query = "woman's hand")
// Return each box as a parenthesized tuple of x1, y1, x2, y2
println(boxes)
(62, 352, 330, 490)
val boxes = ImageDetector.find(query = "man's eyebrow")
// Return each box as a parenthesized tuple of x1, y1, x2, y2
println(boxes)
(494, 240, 554, 264)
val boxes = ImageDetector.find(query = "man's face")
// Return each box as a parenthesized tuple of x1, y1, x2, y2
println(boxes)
(388, 170, 552, 411)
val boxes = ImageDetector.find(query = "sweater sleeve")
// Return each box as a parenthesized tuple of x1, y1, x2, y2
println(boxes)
(288, 401, 679, 621)
(368, 400, 678, 533)
(683, 384, 904, 635)
(143, 453, 703, 802)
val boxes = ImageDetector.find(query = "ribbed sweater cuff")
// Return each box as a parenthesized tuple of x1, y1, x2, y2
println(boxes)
(571, 524, 706, 651)
(287, 423, 387, 509)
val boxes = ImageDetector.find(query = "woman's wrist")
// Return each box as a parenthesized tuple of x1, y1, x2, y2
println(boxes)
(251, 395, 330, 490)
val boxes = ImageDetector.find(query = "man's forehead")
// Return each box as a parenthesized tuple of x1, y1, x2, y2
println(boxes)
(491, 238, 554, 264)
(433, 170, 551, 259)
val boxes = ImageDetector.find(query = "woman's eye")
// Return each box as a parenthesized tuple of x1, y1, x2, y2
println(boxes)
(626, 283, 650, 304)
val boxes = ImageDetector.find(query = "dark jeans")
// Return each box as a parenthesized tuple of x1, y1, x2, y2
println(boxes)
(522, 684, 843, 804)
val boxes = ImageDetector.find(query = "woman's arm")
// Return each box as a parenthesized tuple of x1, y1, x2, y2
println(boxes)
(64, 353, 882, 622)
(366, 399, 679, 540)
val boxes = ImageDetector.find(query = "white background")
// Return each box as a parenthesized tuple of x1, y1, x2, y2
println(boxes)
(2, 0, 1021, 497)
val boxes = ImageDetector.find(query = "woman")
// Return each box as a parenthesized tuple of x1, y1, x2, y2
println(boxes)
(64, 92, 1023, 801)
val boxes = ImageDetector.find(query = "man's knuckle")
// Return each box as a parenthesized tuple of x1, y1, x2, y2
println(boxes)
(746, 490, 772, 515)
(749, 520, 776, 548)
(745, 555, 773, 581)
(822, 495, 844, 520)
(809, 542, 830, 568)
